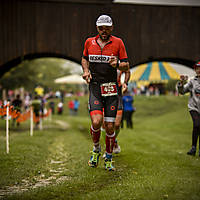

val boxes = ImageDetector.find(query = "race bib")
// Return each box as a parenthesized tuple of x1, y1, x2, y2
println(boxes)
(100, 82, 118, 97)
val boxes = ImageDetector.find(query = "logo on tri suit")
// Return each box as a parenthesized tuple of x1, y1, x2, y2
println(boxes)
(110, 106, 115, 111)
(89, 55, 110, 63)
(94, 100, 99, 105)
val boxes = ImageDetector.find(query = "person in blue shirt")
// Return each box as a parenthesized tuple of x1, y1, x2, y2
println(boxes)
(73, 98, 80, 115)
(122, 91, 135, 129)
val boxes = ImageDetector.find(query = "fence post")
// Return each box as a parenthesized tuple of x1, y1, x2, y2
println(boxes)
(30, 107, 33, 136)
(6, 103, 10, 154)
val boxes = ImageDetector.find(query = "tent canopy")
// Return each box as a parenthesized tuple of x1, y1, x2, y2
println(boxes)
(129, 61, 195, 86)
(54, 74, 86, 84)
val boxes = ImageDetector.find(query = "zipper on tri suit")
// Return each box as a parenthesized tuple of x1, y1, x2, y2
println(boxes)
(96, 41, 103, 63)
(96, 40, 112, 63)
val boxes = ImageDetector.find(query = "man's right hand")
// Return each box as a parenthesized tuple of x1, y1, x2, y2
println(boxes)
(82, 71, 92, 83)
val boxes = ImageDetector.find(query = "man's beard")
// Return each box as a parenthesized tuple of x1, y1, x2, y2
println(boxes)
(99, 34, 111, 42)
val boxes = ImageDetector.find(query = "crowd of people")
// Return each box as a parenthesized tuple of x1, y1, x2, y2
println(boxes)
(0, 85, 82, 128)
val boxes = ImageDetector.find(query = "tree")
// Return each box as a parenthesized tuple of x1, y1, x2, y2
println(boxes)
(0, 58, 71, 91)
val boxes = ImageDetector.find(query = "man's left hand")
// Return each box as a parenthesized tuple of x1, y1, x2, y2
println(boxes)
(122, 83, 128, 94)
(109, 54, 118, 68)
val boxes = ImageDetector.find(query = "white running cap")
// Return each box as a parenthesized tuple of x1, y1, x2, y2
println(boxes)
(96, 15, 113, 27)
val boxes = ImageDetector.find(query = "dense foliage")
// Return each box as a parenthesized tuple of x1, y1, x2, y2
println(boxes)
(0, 58, 71, 92)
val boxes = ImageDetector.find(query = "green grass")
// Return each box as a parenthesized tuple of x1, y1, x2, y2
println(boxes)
(0, 95, 200, 200)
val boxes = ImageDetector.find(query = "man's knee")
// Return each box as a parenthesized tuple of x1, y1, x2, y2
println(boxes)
(115, 117, 121, 128)
(92, 117, 102, 129)
(105, 122, 114, 134)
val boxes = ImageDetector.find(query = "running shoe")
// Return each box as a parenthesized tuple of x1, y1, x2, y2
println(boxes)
(113, 143, 121, 154)
(103, 144, 121, 158)
(104, 158, 115, 171)
(88, 151, 101, 168)
(187, 147, 196, 156)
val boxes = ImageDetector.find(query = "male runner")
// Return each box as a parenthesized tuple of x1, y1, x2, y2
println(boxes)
(102, 69, 131, 155)
(81, 14, 129, 171)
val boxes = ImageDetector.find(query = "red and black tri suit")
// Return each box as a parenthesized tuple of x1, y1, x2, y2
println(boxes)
(83, 34, 128, 122)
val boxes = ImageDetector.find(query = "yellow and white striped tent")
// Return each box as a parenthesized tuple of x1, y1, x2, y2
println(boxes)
(130, 61, 195, 87)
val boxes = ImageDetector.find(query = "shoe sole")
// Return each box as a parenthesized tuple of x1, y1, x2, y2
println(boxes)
(104, 162, 116, 171)
(113, 151, 121, 154)
(105, 167, 116, 171)
(88, 160, 99, 168)
(187, 153, 196, 156)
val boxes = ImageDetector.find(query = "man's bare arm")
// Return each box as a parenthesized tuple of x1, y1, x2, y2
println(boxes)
(124, 67, 130, 84)
(109, 55, 129, 71)
(118, 61, 129, 71)
(122, 67, 130, 93)
(81, 57, 92, 83)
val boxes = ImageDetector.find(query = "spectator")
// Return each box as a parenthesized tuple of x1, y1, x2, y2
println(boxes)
(57, 101, 63, 115)
(40, 97, 46, 117)
(177, 60, 200, 156)
(11, 94, 22, 126)
(34, 85, 44, 97)
(68, 100, 74, 115)
(73, 98, 80, 115)
(122, 91, 135, 129)
(31, 95, 41, 128)
(55, 90, 61, 98)
(49, 100, 55, 114)
(24, 93, 31, 110)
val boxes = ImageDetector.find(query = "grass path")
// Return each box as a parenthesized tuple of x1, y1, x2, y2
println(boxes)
(0, 95, 200, 200)
(0, 119, 71, 197)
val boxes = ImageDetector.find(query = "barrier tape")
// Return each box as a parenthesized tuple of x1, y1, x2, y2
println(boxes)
(0, 105, 52, 123)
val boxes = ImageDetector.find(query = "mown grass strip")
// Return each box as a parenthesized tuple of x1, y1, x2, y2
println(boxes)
(0, 95, 200, 200)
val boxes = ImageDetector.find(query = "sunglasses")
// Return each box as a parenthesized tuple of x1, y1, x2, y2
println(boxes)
(98, 26, 112, 31)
